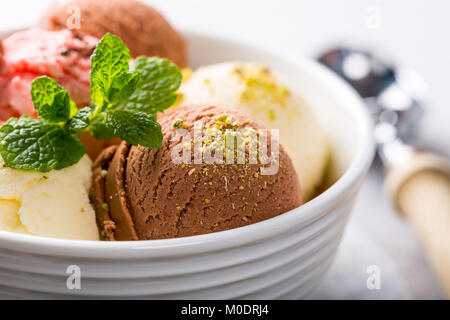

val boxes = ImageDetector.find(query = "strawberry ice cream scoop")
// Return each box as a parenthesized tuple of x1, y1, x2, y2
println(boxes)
(0, 29, 97, 121)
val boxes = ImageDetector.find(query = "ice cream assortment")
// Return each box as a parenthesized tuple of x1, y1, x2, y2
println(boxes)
(0, 0, 328, 241)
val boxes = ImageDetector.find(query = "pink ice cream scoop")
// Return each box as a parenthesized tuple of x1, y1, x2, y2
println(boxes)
(0, 29, 97, 121)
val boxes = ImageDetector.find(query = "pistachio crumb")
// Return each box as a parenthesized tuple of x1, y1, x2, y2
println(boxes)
(216, 114, 229, 122)
(102, 203, 110, 212)
(268, 109, 276, 121)
(223, 176, 228, 191)
(173, 119, 184, 129)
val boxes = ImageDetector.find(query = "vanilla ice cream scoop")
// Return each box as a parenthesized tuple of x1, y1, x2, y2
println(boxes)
(178, 62, 329, 201)
(0, 155, 99, 240)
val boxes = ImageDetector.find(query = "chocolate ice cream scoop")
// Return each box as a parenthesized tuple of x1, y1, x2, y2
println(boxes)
(40, 0, 188, 67)
(91, 105, 302, 240)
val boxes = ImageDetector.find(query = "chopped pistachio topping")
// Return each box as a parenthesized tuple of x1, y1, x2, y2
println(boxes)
(216, 114, 230, 122)
(223, 176, 229, 191)
(102, 203, 110, 212)
(267, 108, 276, 121)
(173, 119, 184, 128)
(233, 64, 292, 120)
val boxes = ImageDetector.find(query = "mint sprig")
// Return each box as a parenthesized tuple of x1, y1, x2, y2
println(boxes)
(64, 106, 93, 135)
(0, 33, 182, 172)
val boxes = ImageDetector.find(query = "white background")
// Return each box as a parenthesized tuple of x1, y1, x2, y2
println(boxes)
(1, 0, 448, 298)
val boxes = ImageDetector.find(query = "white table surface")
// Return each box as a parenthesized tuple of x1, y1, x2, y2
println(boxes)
(1, 0, 448, 299)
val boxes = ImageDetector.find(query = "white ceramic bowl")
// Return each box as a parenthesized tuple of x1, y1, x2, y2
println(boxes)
(0, 31, 374, 299)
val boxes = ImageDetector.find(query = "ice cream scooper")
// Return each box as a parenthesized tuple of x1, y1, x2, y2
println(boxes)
(318, 47, 450, 297)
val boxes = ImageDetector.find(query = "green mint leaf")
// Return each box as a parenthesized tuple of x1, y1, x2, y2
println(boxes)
(69, 100, 79, 118)
(90, 33, 138, 106)
(114, 57, 182, 113)
(108, 71, 140, 105)
(31, 76, 73, 123)
(102, 109, 163, 148)
(0, 117, 86, 172)
(64, 106, 93, 135)
(89, 113, 116, 140)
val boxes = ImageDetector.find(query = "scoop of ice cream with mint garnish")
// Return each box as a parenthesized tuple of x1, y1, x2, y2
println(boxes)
(178, 62, 329, 201)
(0, 33, 182, 239)
(0, 29, 97, 121)
(0, 28, 118, 160)
(91, 105, 302, 241)
(0, 33, 181, 173)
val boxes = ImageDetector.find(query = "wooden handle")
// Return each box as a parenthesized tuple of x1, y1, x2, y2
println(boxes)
(386, 152, 450, 297)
